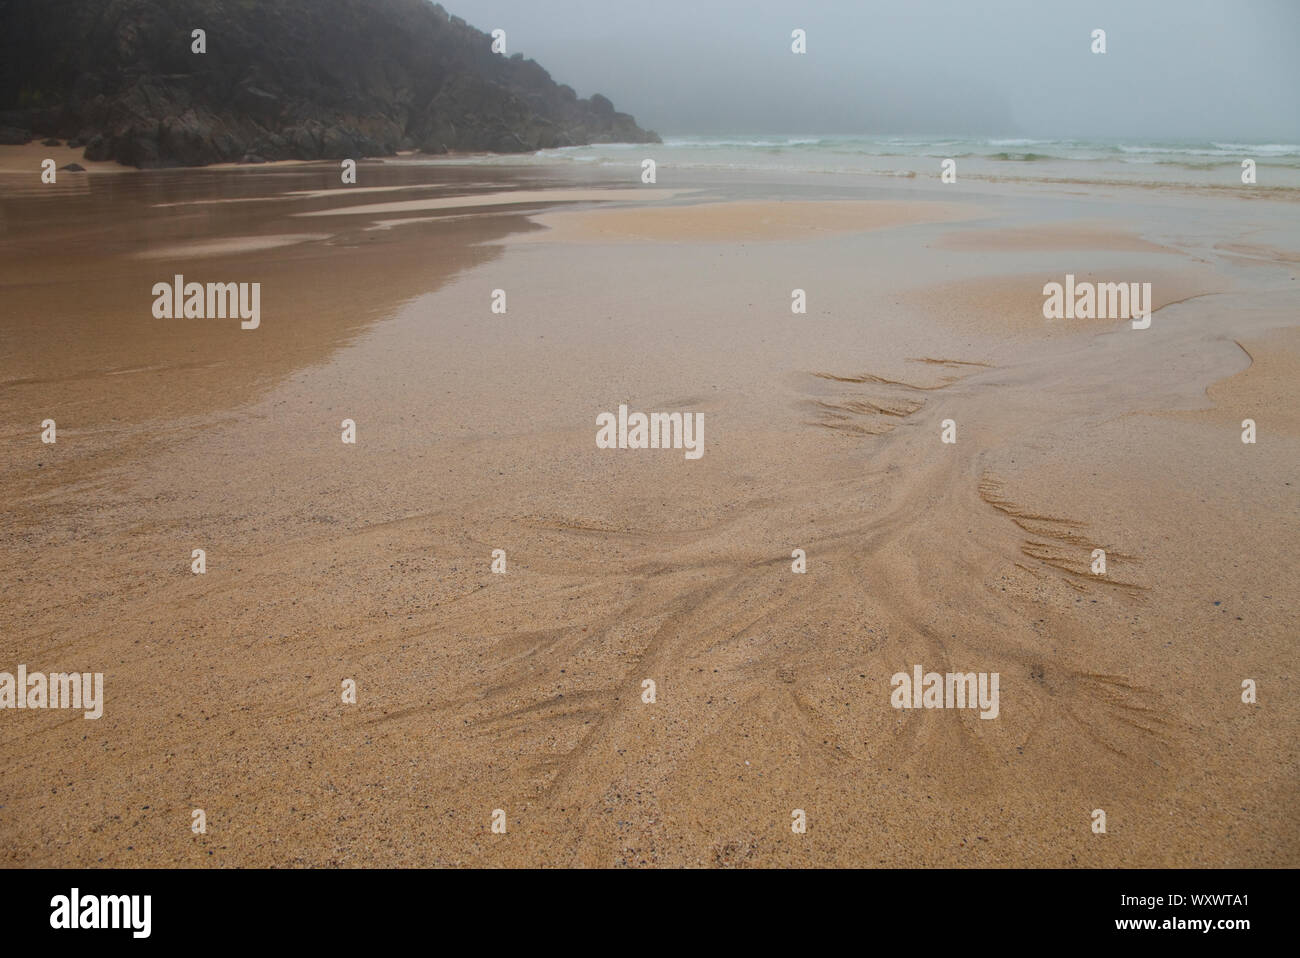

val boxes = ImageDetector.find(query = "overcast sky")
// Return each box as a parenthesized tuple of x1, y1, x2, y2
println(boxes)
(451, 0, 1300, 140)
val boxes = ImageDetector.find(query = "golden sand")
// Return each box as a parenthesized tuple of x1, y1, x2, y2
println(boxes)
(1, 161, 1296, 867)
(933, 221, 1178, 254)
(1168, 325, 1300, 436)
(900, 268, 1232, 337)
(295, 188, 689, 218)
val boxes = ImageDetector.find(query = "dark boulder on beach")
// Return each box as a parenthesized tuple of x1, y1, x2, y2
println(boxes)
(0, 0, 659, 168)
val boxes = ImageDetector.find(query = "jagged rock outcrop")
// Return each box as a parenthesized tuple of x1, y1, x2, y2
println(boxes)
(0, 0, 658, 167)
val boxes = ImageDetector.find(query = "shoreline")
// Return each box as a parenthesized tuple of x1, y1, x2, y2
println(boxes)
(0, 143, 647, 176)
(6, 139, 1300, 203)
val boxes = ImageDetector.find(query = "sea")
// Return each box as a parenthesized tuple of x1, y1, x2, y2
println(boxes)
(423, 134, 1300, 193)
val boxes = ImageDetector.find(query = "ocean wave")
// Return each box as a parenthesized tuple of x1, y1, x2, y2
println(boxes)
(661, 136, 825, 148)
(429, 135, 1300, 190)
(989, 152, 1057, 161)
(1114, 143, 1299, 158)
(986, 137, 1057, 147)
(1211, 142, 1300, 155)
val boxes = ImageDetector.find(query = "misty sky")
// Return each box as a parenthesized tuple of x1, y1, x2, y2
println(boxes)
(451, 0, 1300, 140)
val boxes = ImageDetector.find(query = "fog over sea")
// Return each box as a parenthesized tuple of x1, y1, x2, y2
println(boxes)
(415, 134, 1300, 192)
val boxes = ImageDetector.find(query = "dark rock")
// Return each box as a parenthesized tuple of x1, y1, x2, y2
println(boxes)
(41, 136, 61, 146)
(60, 162, 85, 171)
(0, 0, 659, 168)
(83, 134, 108, 160)
(240, 153, 267, 164)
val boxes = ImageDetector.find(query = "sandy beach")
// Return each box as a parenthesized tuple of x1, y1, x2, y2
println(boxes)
(1, 152, 1296, 867)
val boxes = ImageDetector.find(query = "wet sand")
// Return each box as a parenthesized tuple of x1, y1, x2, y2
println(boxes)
(516, 199, 981, 243)
(1, 155, 1296, 867)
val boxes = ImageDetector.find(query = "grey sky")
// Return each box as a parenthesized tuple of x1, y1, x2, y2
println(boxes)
(450, 0, 1300, 140)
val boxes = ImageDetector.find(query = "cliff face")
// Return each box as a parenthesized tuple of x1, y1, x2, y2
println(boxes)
(0, 0, 659, 167)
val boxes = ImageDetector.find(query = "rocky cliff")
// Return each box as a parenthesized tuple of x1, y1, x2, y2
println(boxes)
(0, 0, 659, 166)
